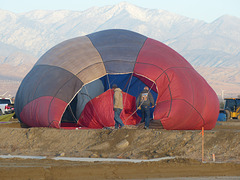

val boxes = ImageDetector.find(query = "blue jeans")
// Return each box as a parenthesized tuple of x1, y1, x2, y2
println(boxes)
(141, 105, 150, 128)
(114, 108, 124, 129)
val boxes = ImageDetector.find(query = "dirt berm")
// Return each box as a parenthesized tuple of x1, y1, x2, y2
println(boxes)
(0, 120, 239, 179)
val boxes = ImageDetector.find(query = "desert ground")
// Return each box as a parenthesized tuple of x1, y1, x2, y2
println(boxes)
(0, 119, 239, 180)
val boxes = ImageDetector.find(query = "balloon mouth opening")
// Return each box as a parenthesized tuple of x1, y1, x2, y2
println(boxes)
(60, 73, 158, 129)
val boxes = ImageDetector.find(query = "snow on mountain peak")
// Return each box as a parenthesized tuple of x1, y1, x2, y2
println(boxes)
(0, 9, 17, 21)
(0, 5, 239, 63)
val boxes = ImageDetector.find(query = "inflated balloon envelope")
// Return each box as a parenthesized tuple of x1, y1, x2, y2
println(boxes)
(15, 29, 219, 130)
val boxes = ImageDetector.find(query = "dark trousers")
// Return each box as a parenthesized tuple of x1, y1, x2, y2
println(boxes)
(114, 108, 124, 129)
(141, 105, 150, 127)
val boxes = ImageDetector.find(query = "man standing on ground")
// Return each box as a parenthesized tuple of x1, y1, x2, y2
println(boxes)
(112, 84, 125, 129)
(136, 86, 155, 129)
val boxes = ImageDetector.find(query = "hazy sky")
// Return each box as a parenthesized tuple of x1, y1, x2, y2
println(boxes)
(1, 0, 240, 22)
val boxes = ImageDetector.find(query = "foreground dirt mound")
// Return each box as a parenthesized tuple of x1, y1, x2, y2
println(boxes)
(0, 120, 239, 163)
(0, 158, 240, 180)
(0, 120, 240, 179)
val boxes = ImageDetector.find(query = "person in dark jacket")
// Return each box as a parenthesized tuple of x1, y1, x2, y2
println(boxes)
(112, 84, 125, 129)
(136, 86, 155, 129)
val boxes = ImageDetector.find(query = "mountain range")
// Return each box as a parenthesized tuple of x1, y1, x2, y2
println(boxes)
(0, 2, 239, 98)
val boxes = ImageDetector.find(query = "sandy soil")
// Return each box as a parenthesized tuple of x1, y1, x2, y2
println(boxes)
(0, 119, 239, 179)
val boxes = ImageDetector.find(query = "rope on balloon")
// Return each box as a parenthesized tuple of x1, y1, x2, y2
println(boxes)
(123, 77, 156, 122)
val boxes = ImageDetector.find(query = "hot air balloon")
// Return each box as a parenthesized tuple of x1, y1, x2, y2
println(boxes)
(15, 29, 219, 130)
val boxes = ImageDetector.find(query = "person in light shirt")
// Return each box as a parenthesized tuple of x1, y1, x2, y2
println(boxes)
(112, 84, 125, 129)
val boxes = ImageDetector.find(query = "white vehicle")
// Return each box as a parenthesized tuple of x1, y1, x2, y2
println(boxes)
(0, 98, 14, 115)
